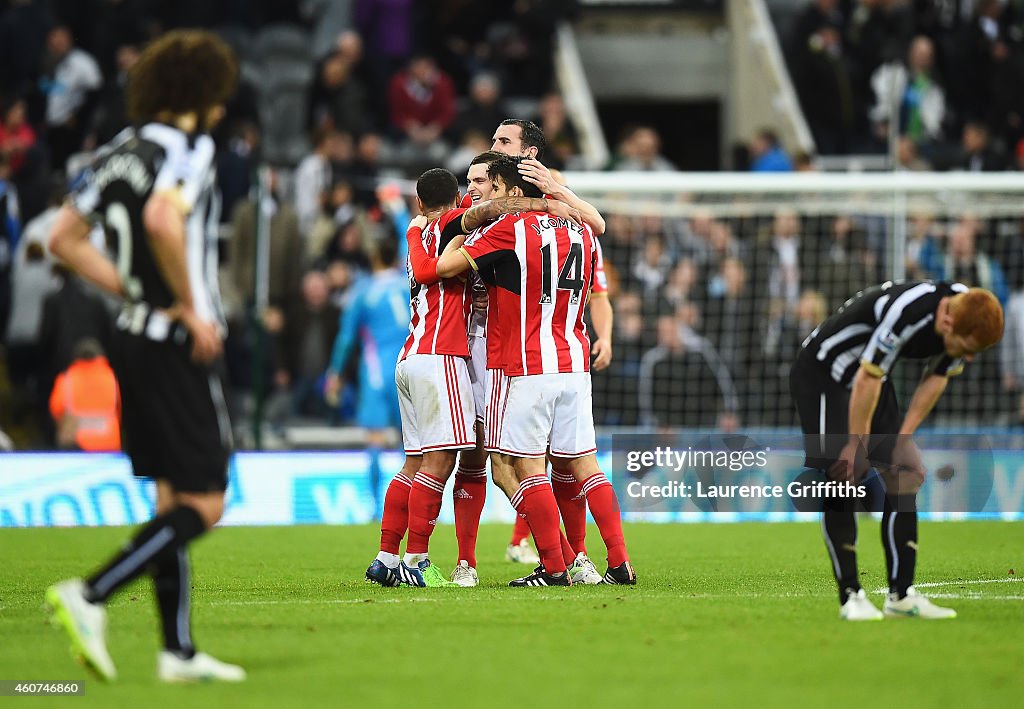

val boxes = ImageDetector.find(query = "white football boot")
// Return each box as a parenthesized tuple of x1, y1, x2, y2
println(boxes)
(884, 586, 957, 619)
(839, 588, 884, 621)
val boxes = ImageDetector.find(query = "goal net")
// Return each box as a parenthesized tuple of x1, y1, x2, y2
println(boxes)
(560, 171, 1024, 432)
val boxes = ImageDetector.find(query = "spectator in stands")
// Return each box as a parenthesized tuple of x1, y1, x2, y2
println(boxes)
(0, 0, 51, 97)
(896, 135, 932, 170)
(351, 131, 384, 207)
(306, 49, 369, 136)
(276, 270, 341, 418)
(41, 25, 102, 169)
(905, 211, 941, 279)
(216, 119, 260, 223)
(294, 127, 351, 239)
(870, 35, 946, 150)
(949, 121, 1007, 171)
(638, 315, 738, 430)
(308, 178, 365, 265)
(86, 43, 139, 148)
(0, 97, 37, 177)
(4, 176, 61, 421)
(703, 257, 758, 420)
(487, 0, 565, 97)
(761, 289, 827, 426)
(388, 54, 456, 166)
(532, 92, 580, 170)
(323, 218, 372, 276)
(1001, 277, 1024, 426)
(793, 150, 818, 171)
(229, 169, 304, 315)
(38, 266, 112, 434)
(356, 0, 416, 126)
(49, 337, 120, 452)
(632, 232, 671, 304)
(450, 72, 507, 143)
(790, 0, 844, 59)
(815, 215, 879, 311)
(794, 24, 857, 154)
(925, 218, 1008, 304)
(749, 128, 793, 172)
(0, 152, 21, 343)
(960, 0, 1014, 131)
(750, 208, 806, 317)
(445, 128, 491, 177)
(845, 0, 913, 86)
(613, 125, 676, 171)
(658, 258, 700, 315)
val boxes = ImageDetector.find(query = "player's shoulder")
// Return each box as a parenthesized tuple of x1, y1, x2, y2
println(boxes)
(436, 206, 467, 230)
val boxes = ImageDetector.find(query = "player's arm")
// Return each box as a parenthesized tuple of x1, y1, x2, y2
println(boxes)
(48, 204, 124, 297)
(518, 158, 606, 235)
(899, 373, 948, 435)
(589, 295, 613, 370)
(143, 190, 221, 363)
(848, 364, 883, 436)
(460, 196, 582, 233)
(324, 289, 361, 404)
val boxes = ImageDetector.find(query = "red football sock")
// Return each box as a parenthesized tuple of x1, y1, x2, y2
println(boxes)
(512, 475, 566, 574)
(453, 465, 487, 568)
(380, 473, 413, 554)
(582, 473, 628, 567)
(558, 529, 576, 566)
(406, 472, 446, 555)
(510, 514, 531, 545)
(552, 469, 587, 555)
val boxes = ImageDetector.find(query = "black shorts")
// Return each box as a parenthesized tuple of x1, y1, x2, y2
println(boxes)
(110, 329, 232, 492)
(789, 350, 901, 470)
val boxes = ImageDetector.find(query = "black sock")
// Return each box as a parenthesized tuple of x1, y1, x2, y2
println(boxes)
(85, 506, 206, 603)
(154, 545, 196, 659)
(822, 509, 860, 605)
(882, 494, 918, 598)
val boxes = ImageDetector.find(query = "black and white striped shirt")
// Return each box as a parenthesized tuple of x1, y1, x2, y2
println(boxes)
(71, 123, 225, 334)
(800, 280, 967, 387)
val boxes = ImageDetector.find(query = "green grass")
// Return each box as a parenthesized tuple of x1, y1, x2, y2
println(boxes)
(2, 522, 1023, 708)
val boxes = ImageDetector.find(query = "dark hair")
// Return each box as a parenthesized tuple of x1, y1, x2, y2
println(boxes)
(371, 236, 399, 268)
(415, 167, 459, 210)
(500, 118, 546, 159)
(470, 150, 506, 167)
(487, 156, 542, 198)
(127, 30, 237, 125)
(72, 337, 105, 361)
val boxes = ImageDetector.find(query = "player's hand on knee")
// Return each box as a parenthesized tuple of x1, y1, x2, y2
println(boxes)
(831, 439, 865, 483)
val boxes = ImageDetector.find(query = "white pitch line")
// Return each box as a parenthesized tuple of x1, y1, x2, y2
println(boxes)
(202, 585, 1024, 608)
(871, 578, 1022, 594)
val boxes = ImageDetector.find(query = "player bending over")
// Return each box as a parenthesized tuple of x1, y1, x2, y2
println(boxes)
(791, 281, 1002, 620)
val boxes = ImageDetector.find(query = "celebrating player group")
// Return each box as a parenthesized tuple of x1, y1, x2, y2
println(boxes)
(366, 119, 634, 588)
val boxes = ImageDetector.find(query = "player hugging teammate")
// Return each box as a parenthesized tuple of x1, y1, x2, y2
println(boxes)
(366, 120, 634, 587)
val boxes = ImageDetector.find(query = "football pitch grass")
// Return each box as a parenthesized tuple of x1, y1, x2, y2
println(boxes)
(2, 521, 1022, 708)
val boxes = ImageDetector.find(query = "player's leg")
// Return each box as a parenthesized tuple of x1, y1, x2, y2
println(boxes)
(453, 337, 490, 578)
(550, 372, 634, 584)
(452, 423, 487, 584)
(550, 451, 587, 556)
(499, 374, 570, 586)
(367, 453, 419, 587)
(871, 387, 956, 619)
(790, 359, 880, 620)
(154, 488, 244, 682)
(369, 359, 420, 586)
(400, 355, 473, 587)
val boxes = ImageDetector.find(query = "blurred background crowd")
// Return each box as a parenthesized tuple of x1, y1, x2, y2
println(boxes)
(0, 0, 1022, 451)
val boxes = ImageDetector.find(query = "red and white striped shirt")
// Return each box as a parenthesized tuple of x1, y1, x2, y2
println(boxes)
(460, 212, 595, 376)
(400, 208, 471, 360)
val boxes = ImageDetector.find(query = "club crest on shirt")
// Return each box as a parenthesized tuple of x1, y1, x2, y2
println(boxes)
(876, 329, 900, 354)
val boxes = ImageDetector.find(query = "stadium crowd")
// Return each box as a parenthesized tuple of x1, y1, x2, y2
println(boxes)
(0, 0, 1022, 450)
